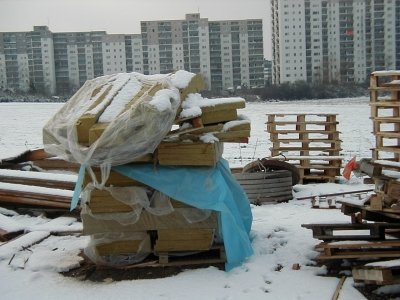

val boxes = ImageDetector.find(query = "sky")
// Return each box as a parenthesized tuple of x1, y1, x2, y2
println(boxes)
(0, 0, 272, 59)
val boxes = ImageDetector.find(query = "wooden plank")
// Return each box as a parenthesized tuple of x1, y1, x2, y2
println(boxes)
(84, 169, 146, 188)
(76, 84, 113, 144)
(87, 83, 164, 144)
(157, 228, 215, 241)
(213, 130, 250, 141)
(201, 109, 238, 125)
(296, 189, 374, 200)
(96, 233, 151, 256)
(201, 100, 245, 113)
(86, 189, 133, 214)
(353, 265, 400, 285)
(331, 276, 346, 300)
(0, 175, 75, 190)
(81, 210, 218, 234)
(154, 228, 215, 252)
(157, 142, 222, 166)
(31, 159, 80, 172)
(315, 251, 400, 260)
(179, 73, 205, 100)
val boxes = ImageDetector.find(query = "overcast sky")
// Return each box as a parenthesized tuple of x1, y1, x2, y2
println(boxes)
(0, 0, 272, 58)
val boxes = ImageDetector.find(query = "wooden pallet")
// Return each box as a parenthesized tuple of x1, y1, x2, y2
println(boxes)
(315, 240, 400, 260)
(370, 71, 400, 162)
(353, 264, 400, 285)
(266, 113, 342, 184)
(340, 201, 400, 223)
(302, 222, 400, 241)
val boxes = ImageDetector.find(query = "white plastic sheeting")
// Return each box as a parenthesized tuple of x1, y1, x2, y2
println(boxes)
(42, 72, 195, 168)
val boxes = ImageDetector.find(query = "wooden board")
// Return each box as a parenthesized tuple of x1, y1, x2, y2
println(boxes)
(96, 233, 151, 256)
(76, 84, 113, 144)
(353, 265, 400, 285)
(87, 83, 164, 145)
(83, 169, 146, 188)
(155, 228, 215, 252)
(81, 210, 218, 234)
(201, 109, 238, 125)
(157, 142, 222, 166)
(86, 189, 134, 214)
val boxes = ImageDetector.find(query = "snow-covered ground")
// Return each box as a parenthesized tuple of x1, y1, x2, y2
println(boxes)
(0, 97, 396, 300)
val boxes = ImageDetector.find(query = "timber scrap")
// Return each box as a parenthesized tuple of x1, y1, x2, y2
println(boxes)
(0, 149, 78, 212)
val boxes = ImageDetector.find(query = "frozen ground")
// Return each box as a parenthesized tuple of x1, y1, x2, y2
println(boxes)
(0, 97, 397, 300)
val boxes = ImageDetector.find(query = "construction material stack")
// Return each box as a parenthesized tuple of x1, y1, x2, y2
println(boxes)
(266, 113, 343, 183)
(42, 71, 253, 271)
(368, 70, 400, 211)
(302, 71, 400, 287)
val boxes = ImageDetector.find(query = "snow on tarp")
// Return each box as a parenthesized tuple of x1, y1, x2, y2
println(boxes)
(112, 159, 253, 271)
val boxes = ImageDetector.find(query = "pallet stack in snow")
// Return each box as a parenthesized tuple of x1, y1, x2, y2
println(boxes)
(367, 70, 400, 212)
(76, 72, 250, 267)
(266, 113, 343, 184)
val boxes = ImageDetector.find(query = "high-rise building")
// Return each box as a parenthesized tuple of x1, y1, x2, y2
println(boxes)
(0, 13, 264, 95)
(271, 0, 400, 85)
(141, 13, 264, 91)
(52, 30, 106, 94)
(0, 26, 56, 95)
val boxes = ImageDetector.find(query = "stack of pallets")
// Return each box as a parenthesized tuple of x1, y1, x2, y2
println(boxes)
(266, 113, 343, 183)
(367, 70, 400, 212)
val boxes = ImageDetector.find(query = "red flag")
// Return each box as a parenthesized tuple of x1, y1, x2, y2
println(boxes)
(342, 156, 357, 180)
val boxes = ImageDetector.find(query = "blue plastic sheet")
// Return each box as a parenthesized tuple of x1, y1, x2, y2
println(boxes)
(113, 159, 253, 271)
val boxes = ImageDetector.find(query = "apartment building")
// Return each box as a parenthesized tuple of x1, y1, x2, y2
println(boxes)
(141, 13, 264, 91)
(0, 26, 56, 94)
(52, 30, 106, 94)
(271, 0, 400, 85)
(0, 13, 264, 95)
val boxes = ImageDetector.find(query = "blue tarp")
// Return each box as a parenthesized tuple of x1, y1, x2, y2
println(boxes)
(72, 159, 253, 271)
(113, 159, 253, 271)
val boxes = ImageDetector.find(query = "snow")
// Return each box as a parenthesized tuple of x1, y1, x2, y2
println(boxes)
(86, 73, 131, 115)
(0, 182, 74, 198)
(0, 96, 389, 299)
(169, 70, 196, 89)
(0, 168, 77, 182)
(148, 88, 180, 112)
(98, 74, 142, 122)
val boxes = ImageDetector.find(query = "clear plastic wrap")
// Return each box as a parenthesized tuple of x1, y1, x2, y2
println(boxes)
(43, 72, 184, 167)
(82, 185, 212, 226)
(84, 231, 151, 266)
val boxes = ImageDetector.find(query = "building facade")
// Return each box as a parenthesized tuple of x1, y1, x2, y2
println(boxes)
(141, 13, 264, 91)
(0, 14, 263, 95)
(0, 26, 56, 95)
(271, 0, 400, 85)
